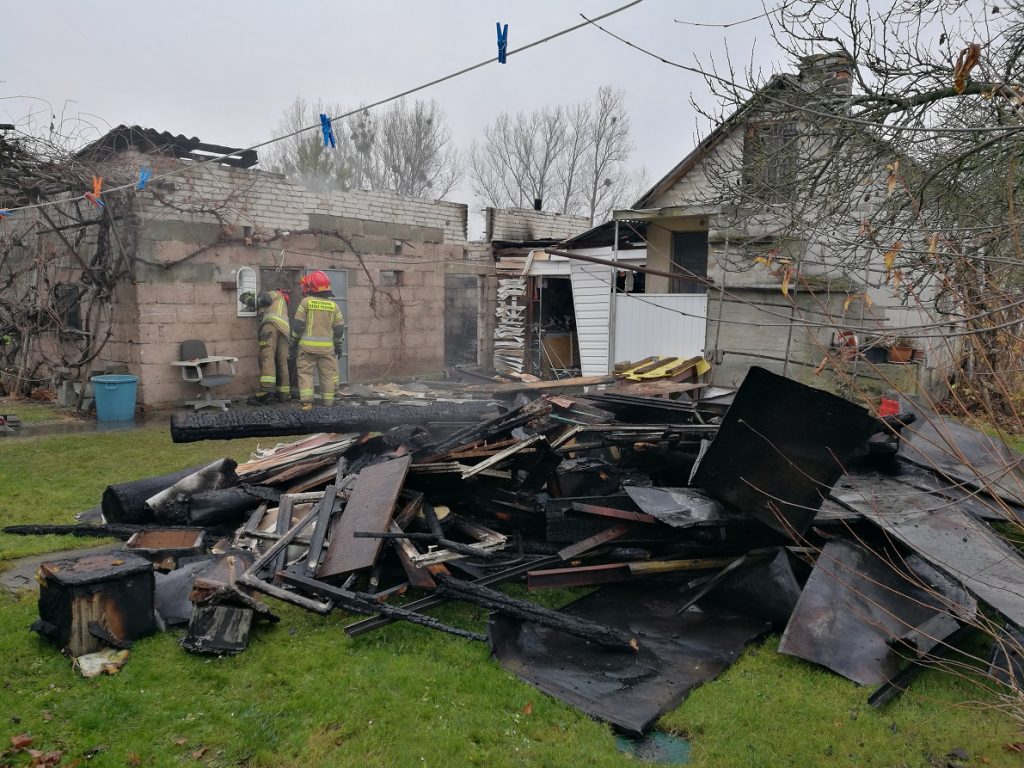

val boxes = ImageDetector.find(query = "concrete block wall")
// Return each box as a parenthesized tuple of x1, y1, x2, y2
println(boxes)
(485, 208, 591, 243)
(143, 164, 468, 243)
(124, 229, 453, 405)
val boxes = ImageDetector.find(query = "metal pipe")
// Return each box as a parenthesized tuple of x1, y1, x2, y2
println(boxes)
(544, 247, 713, 285)
(608, 220, 620, 373)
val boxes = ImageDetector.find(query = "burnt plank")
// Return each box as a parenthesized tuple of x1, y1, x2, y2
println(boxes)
(345, 554, 560, 637)
(437, 575, 638, 652)
(270, 495, 295, 578)
(570, 503, 659, 525)
(557, 523, 634, 561)
(390, 521, 437, 590)
(304, 486, 338, 578)
(527, 562, 634, 590)
(318, 455, 411, 579)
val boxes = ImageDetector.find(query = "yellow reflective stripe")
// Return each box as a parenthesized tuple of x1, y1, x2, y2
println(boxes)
(262, 311, 289, 331)
(259, 375, 276, 384)
(299, 340, 334, 348)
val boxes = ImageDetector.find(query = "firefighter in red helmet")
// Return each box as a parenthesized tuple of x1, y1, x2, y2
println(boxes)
(290, 270, 345, 409)
(246, 285, 292, 405)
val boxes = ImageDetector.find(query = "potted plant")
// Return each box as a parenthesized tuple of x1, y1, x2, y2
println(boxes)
(888, 335, 916, 364)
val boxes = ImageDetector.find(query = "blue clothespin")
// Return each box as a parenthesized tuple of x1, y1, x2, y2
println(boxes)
(0, 210, 9, 218)
(137, 168, 152, 190)
(320, 114, 336, 148)
(497, 22, 508, 64)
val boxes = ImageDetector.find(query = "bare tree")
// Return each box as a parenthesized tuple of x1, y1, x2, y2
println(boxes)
(580, 86, 634, 225)
(469, 106, 568, 210)
(264, 97, 354, 192)
(266, 97, 461, 199)
(359, 100, 461, 199)
(469, 86, 641, 224)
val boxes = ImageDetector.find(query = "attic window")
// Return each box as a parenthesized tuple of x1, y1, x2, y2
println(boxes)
(743, 121, 798, 203)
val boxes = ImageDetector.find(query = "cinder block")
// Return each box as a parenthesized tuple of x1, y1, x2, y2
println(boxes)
(135, 342, 182, 366)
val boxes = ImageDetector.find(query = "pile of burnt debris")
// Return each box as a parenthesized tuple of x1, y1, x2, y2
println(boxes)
(9, 365, 1024, 734)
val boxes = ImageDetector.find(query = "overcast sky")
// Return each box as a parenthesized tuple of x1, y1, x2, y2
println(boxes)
(1, 1, 787, 237)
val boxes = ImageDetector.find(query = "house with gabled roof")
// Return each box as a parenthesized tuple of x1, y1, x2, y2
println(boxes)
(542, 52, 955, 399)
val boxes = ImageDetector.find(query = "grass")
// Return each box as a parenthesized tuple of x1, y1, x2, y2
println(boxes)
(0, 396, 79, 425)
(1, 426, 1022, 766)
(0, 427, 263, 564)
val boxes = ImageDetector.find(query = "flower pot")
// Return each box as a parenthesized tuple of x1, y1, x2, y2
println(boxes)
(888, 346, 914, 364)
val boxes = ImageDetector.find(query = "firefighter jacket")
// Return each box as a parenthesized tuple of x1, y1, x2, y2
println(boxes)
(257, 290, 290, 335)
(292, 292, 345, 355)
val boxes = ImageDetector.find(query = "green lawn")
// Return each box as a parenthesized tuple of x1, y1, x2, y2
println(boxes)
(0, 427, 264, 564)
(0, 426, 1022, 767)
(0, 396, 79, 425)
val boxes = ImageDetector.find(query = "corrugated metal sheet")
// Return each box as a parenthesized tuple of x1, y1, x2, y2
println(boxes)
(612, 293, 707, 365)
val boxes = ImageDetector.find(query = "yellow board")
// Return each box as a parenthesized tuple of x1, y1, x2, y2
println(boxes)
(616, 355, 712, 382)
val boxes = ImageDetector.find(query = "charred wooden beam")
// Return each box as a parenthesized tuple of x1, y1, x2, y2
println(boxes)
(4, 523, 145, 540)
(426, 398, 552, 457)
(304, 486, 338, 578)
(557, 523, 634, 561)
(437, 576, 639, 652)
(527, 562, 636, 590)
(189, 486, 276, 526)
(170, 401, 502, 443)
(344, 555, 561, 637)
(101, 464, 208, 523)
(236, 505, 331, 614)
(279, 573, 486, 642)
(569, 503, 660, 525)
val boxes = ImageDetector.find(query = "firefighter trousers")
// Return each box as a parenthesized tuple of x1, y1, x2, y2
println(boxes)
(296, 349, 338, 405)
(258, 326, 290, 395)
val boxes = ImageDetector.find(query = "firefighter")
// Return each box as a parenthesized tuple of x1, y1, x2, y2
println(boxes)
(246, 286, 292, 405)
(290, 270, 344, 409)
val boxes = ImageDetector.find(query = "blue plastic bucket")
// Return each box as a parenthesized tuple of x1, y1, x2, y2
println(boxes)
(91, 374, 138, 421)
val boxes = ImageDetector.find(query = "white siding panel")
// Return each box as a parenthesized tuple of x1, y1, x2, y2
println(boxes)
(528, 259, 572, 277)
(613, 293, 708, 365)
(571, 260, 614, 376)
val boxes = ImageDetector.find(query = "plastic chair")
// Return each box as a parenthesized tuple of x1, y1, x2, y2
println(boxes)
(171, 339, 238, 410)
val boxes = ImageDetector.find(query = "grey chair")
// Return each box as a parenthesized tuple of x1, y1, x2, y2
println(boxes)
(171, 339, 238, 410)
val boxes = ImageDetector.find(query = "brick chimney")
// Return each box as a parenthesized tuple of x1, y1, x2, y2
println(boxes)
(797, 51, 854, 104)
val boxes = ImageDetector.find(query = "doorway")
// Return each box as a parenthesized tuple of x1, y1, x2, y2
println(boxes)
(444, 275, 479, 366)
(318, 268, 350, 383)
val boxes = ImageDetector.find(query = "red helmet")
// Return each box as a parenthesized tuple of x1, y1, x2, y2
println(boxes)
(306, 270, 331, 293)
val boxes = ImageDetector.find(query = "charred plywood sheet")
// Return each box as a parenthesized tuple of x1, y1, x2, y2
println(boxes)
(318, 455, 411, 579)
(779, 538, 972, 686)
(832, 472, 1024, 627)
(489, 578, 769, 735)
(690, 367, 878, 538)
(901, 398, 1024, 507)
